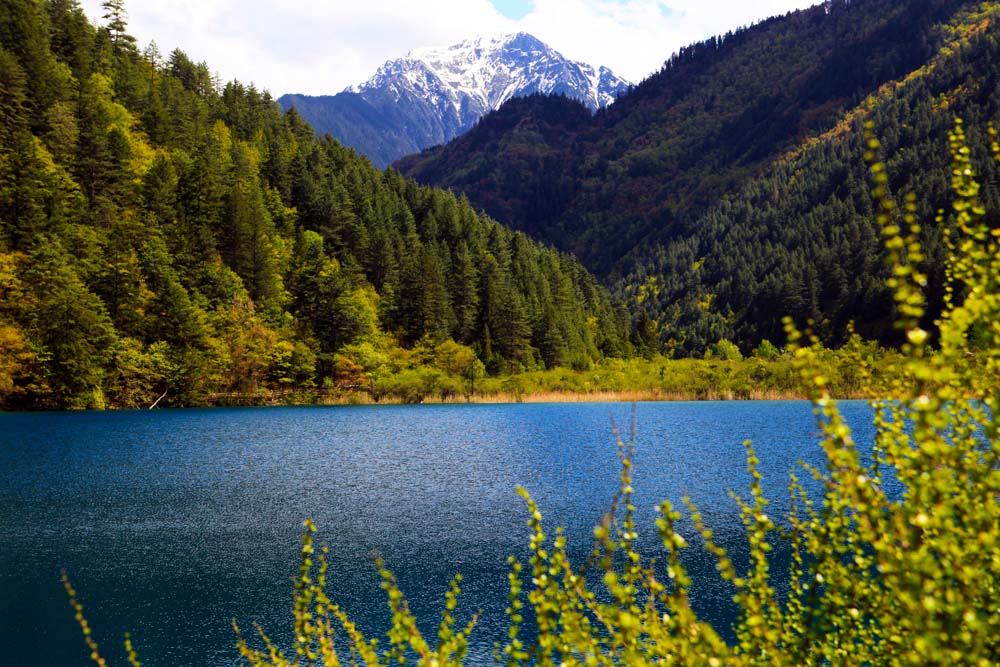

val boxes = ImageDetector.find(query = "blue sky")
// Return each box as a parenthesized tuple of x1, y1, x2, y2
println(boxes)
(491, 0, 677, 20)
(491, 0, 535, 20)
(78, 0, 819, 96)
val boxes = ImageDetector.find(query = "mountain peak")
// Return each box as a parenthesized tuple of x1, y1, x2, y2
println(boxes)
(284, 33, 629, 168)
(355, 32, 629, 114)
(409, 32, 548, 60)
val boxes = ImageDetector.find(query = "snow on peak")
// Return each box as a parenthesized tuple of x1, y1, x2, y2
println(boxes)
(353, 33, 630, 120)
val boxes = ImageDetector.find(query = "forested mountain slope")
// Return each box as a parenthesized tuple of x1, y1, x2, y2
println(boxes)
(622, 4, 1000, 354)
(397, 0, 1000, 353)
(0, 0, 630, 409)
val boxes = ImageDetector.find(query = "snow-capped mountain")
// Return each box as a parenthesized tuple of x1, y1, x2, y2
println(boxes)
(354, 33, 628, 116)
(279, 33, 630, 168)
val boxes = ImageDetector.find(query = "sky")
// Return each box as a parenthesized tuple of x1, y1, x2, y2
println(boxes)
(77, 0, 820, 96)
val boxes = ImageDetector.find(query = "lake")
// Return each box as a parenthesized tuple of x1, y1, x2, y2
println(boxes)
(0, 401, 876, 666)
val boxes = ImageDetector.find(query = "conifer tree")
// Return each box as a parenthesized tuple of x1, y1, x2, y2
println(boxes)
(101, 0, 134, 52)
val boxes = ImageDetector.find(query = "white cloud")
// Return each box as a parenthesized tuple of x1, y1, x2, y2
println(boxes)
(77, 0, 818, 95)
(78, 0, 515, 94)
(519, 0, 818, 83)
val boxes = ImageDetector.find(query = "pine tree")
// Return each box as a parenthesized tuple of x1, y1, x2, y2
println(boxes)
(47, 0, 97, 80)
(101, 0, 135, 53)
(222, 165, 284, 310)
(21, 240, 116, 408)
(451, 240, 479, 343)
(0, 48, 27, 141)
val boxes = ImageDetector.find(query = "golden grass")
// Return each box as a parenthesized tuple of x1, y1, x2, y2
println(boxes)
(442, 388, 868, 403)
(198, 383, 881, 407)
(310, 387, 866, 406)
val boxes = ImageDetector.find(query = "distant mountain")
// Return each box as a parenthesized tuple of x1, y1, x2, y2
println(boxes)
(397, 0, 1000, 354)
(278, 33, 630, 167)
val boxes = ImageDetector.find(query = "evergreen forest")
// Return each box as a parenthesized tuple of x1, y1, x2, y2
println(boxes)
(0, 0, 631, 409)
(7, 0, 1000, 408)
(397, 0, 1000, 355)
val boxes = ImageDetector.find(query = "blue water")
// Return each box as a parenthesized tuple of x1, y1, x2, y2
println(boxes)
(0, 401, 876, 666)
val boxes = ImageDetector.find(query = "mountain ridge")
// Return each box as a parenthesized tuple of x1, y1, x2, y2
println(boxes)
(395, 0, 1000, 353)
(278, 32, 629, 168)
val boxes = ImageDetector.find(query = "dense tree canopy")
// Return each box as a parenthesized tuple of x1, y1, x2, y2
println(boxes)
(0, 0, 630, 408)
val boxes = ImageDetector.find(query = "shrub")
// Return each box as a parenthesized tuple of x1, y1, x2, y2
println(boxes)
(712, 338, 744, 361)
(752, 339, 780, 360)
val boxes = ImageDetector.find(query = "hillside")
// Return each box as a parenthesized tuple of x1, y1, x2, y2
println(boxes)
(396, 0, 1000, 353)
(0, 1, 630, 409)
(279, 33, 629, 168)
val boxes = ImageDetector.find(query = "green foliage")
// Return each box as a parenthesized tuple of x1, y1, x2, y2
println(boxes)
(752, 339, 780, 360)
(0, 0, 629, 409)
(105, 338, 175, 408)
(100, 0, 134, 53)
(711, 338, 743, 361)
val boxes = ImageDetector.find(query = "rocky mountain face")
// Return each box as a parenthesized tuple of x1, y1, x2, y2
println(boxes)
(278, 33, 629, 167)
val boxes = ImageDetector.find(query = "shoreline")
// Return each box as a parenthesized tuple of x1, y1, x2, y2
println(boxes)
(0, 391, 864, 412)
(157, 387, 870, 409)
